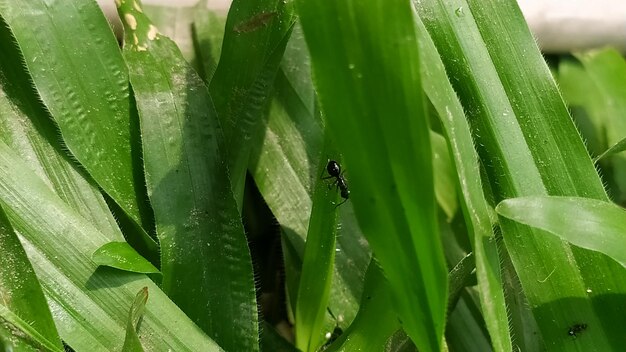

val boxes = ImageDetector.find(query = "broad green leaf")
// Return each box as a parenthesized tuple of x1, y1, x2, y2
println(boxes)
(294, 140, 340, 352)
(497, 196, 626, 268)
(575, 49, 626, 204)
(0, 19, 122, 245)
(118, 1, 258, 350)
(416, 0, 626, 349)
(0, 139, 220, 351)
(209, 0, 296, 206)
(92, 242, 159, 274)
(414, 13, 509, 350)
(297, 0, 447, 350)
(0, 205, 62, 352)
(121, 287, 148, 352)
(0, 0, 151, 230)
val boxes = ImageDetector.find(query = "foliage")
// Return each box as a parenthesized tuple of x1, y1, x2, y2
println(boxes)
(0, 0, 624, 351)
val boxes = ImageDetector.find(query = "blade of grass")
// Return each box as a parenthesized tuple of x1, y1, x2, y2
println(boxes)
(192, 10, 226, 82)
(446, 252, 476, 314)
(497, 196, 626, 268)
(0, 304, 63, 352)
(118, 1, 258, 350)
(557, 58, 607, 158)
(297, 0, 447, 350)
(416, 0, 626, 348)
(445, 291, 493, 352)
(325, 260, 400, 352)
(294, 139, 340, 352)
(431, 131, 458, 221)
(0, 138, 221, 351)
(121, 287, 148, 352)
(247, 24, 370, 331)
(414, 12, 510, 349)
(0, 0, 151, 230)
(0, 204, 63, 351)
(208, 0, 296, 206)
(575, 48, 626, 204)
(595, 137, 626, 163)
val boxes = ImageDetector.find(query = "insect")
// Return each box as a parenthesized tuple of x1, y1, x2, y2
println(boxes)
(567, 323, 587, 339)
(322, 160, 350, 207)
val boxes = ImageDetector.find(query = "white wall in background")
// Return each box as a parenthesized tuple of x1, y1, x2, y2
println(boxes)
(518, 0, 626, 52)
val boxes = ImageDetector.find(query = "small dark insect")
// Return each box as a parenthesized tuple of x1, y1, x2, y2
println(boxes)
(567, 323, 587, 339)
(322, 160, 350, 207)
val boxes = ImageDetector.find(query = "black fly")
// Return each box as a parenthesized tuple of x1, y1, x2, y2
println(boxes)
(322, 160, 350, 207)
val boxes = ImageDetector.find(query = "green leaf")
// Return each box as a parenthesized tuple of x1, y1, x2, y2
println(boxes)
(446, 252, 475, 313)
(416, 0, 626, 348)
(325, 260, 400, 352)
(260, 321, 298, 352)
(0, 138, 220, 351)
(121, 287, 148, 352)
(192, 10, 227, 82)
(92, 242, 160, 274)
(574, 48, 626, 203)
(0, 17, 123, 245)
(430, 131, 458, 221)
(0, 205, 63, 352)
(247, 24, 370, 332)
(0, 304, 63, 352)
(595, 137, 626, 163)
(297, 0, 447, 350)
(0, 0, 151, 230)
(557, 58, 607, 157)
(294, 139, 340, 352)
(497, 196, 626, 268)
(118, 1, 258, 351)
(209, 0, 296, 206)
(414, 12, 509, 350)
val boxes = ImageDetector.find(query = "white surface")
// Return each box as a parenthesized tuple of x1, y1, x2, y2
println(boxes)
(518, 0, 626, 52)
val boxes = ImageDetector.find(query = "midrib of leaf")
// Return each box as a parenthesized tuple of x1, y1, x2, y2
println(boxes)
(118, 1, 259, 350)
